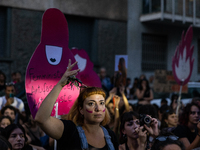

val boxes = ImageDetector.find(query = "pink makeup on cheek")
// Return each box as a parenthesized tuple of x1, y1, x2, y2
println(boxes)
(103, 109, 106, 112)
(86, 109, 93, 113)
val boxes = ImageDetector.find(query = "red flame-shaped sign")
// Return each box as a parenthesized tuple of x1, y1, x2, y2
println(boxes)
(172, 26, 194, 86)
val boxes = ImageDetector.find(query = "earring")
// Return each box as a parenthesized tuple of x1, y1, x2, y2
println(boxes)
(123, 134, 127, 139)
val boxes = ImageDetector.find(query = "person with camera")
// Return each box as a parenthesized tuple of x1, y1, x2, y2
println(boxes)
(119, 111, 159, 150)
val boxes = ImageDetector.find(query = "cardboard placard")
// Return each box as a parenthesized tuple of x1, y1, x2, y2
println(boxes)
(25, 8, 80, 118)
(154, 70, 188, 93)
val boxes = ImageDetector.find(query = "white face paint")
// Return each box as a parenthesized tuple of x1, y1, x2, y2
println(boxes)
(45, 45, 63, 65)
(74, 54, 87, 72)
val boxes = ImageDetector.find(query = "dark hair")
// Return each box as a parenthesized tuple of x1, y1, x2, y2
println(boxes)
(138, 78, 150, 91)
(119, 111, 139, 144)
(179, 102, 200, 126)
(159, 104, 171, 114)
(1, 105, 17, 116)
(192, 97, 200, 103)
(170, 93, 178, 108)
(138, 104, 158, 118)
(0, 135, 12, 150)
(151, 131, 185, 150)
(0, 71, 6, 83)
(161, 98, 168, 105)
(3, 124, 27, 142)
(0, 116, 13, 125)
(160, 108, 175, 129)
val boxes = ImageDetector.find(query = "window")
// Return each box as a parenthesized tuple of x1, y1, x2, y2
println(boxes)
(66, 15, 95, 58)
(142, 34, 167, 71)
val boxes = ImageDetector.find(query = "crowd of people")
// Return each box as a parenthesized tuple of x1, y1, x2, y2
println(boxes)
(0, 59, 199, 150)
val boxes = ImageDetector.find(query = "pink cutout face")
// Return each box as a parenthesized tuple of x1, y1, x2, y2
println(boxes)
(71, 48, 102, 87)
(25, 8, 80, 118)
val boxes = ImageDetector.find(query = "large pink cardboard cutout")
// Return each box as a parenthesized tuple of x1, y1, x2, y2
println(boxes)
(25, 8, 80, 119)
(71, 48, 101, 87)
(172, 26, 194, 86)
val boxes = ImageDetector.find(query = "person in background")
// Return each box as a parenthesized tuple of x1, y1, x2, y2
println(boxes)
(124, 78, 131, 100)
(99, 67, 112, 97)
(161, 98, 168, 106)
(0, 71, 6, 96)
(119, 111, 147, 150)
(23, 114, 45, 147)
(129, 77, 139, 100)
(170, 93, 184, 114)
(105, 95, 120, 135)
(117, 57, 127, 87)
(160, 108, 178, 132)
(139, 74, 146, 81)
(1, 105, 17, 123)
(158, 104, 171, 123)
(119, 111, 159, 150)
(151, 130, 185, 150)
(107, 84, 130, 116)
(174, 102, 200, 150)
(0, 82, 25, 113)
(3, 124, 33, 150)
(0, 116, 13, 128)
(192, 97, 200, 108)
(136, 78, 153, 105)
(12, 71, 26, 102)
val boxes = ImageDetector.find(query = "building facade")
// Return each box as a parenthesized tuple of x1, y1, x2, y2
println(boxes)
(128, 0, 200, 82)
(0, 0, 127, 81)
(1, 0, 200, 84)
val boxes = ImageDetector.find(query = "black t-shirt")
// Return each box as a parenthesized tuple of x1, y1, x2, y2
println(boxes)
(57, 120, 119, 150)
(173, 125, 197, 143)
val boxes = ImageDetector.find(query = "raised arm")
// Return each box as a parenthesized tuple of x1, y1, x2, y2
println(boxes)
(34, 60, 80, 140)
(120, 85, 130, 112)
(105, 87, 116, 106)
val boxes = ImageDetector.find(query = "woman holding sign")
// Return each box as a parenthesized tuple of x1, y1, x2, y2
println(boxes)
(35, 60, 118, 150)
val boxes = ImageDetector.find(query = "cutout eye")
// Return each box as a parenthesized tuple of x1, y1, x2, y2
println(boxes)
(45, 45, 63, 65)
(74, 54, 87, 72)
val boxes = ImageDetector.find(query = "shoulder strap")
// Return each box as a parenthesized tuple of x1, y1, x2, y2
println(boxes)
(101, 126, 115, 150)
(76, 126, 88, 150)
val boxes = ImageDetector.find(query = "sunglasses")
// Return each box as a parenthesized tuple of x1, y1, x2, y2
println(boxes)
(156, 135, 179, 141)
(190, 111, 200, 115)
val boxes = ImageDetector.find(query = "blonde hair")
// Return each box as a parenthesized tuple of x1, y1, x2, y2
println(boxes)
(67, 87, 110, 126)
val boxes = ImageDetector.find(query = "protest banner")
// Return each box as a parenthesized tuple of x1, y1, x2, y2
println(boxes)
(25, 8, 80, 118)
